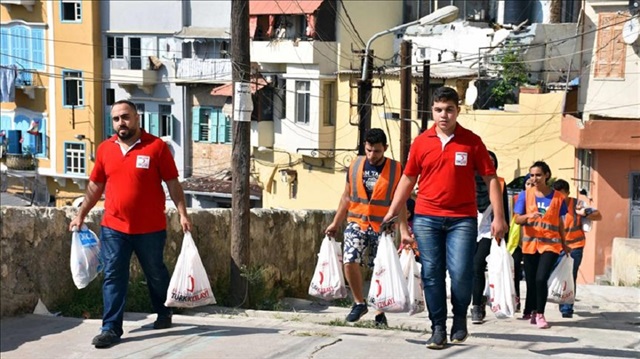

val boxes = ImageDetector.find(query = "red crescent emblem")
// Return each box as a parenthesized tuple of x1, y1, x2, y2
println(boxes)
(319, 271, 324, 285)
(562, 281, 567, 291)
(187, 275, 195, 292)
(376, 280, 382, 297)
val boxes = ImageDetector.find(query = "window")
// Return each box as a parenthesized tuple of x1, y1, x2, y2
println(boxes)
(129, 37, 142, 70)
(295, 81, 310, 124)
(199, 108, 211, 142)
(159, 105, 172, 137)
(61, 0, 82, 22)
(594, 13, 626, 79)
(65, 142, 85, 174)
(577, 149, 592, 194)
(323, 83, 336, 126)
(63, 70, 84, 107)
(0, 25, 45, 85)
(107, 36, 124, 59)
(192, 106, 230, 143)
(106, 88, 115, 105)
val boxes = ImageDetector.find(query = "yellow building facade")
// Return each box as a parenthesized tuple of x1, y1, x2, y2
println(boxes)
(1, 0, 102, 206)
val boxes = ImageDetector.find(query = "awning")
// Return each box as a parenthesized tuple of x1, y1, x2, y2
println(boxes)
(174, 26, 230, 39)
(249, 0, 323, 15)
(211, 78, 268, 97)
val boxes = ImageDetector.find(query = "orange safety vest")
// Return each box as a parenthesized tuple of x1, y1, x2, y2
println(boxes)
(346, 156, 401, 233)
(521, 188, 565, 254)
(564, 197, 585, 249)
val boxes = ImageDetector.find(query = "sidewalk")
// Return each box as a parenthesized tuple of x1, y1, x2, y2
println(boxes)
(1, 285, 638, 358)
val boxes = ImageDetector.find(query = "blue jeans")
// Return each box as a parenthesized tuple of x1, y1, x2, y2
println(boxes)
(558, 247, 584, 315)
(100, 226, 171, 337)
(413, 215, 477, 331)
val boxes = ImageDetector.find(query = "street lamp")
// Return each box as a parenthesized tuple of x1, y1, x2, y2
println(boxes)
(256, 146, 292, 166)
(357, 6, 459, 155)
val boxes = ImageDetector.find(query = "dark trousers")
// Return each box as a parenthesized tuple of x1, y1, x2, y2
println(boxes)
(512, 246, 523, 300)
(523, 251, 559, 315)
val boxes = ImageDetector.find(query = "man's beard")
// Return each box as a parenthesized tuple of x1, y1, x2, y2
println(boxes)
(117, 127, 134, 141)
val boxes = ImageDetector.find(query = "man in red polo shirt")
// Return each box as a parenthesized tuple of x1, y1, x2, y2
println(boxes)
(383, 87, 507, 350)
(69, 100, 192, 349)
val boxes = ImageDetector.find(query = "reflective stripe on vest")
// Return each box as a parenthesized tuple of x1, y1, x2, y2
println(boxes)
(521, 188, 564, 255)
(564, 197, 586, 249)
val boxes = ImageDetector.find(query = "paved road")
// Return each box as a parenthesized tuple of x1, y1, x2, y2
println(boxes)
(1, 285, 638, 358)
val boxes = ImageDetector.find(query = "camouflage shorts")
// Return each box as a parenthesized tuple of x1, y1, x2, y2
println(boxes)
(343, 222, 379, 267)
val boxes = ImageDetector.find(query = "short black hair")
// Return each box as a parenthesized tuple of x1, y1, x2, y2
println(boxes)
(553, 179, 570, 192)
(112, 100, 138, 114)
(432, 86, 460, 106)
(488, 150, 498, 170)
(365, 128, 387, 146)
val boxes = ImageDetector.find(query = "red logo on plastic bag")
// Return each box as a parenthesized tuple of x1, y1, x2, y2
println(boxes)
(376, 279, 382, 297)
(187, 275, 195, 292)
(319, 271, 324, 285)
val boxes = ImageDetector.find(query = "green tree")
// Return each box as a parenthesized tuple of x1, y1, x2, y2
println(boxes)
(491, 46, 529, 107)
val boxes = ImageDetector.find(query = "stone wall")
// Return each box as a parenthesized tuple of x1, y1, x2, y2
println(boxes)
(0, 207, 334, 317)
(611, 237, 640, 287)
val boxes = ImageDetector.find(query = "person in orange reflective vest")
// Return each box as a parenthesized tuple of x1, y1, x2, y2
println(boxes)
(552, 179, 602, 318)
(325, 128, 409, 328)
(514, 161, 569, 329)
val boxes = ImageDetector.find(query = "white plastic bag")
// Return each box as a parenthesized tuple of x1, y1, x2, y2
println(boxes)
(308, 236, 347, 300)
(486, 239, 516, 318)
(165, 232, 216, 308)
(547, 255, 575, 304)
(367, 233, 409, 313)
(399, 249, 425, 315)
(70, 225, 103, 289)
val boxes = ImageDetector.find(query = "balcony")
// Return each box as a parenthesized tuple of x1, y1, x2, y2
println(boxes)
(15, 70, 45, 100)
(0, 0, 35, 11)
(250, 121, 274, 148)
(110, 58, 159, 95)
(175, 58, 232, 84)
(251, 40, 337, 73)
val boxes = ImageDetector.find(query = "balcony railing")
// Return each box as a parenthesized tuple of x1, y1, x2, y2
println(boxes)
(175, 58, 232, 84)
(110, 57, 159, 95)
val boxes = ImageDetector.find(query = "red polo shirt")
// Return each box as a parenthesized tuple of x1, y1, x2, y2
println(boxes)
(405, 123, 495, 217)
(90, 131, 179, 234)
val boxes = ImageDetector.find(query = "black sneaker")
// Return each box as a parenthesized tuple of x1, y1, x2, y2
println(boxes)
(374, 313, 388, 327)
(561, 312, 573, 318)
(91, 330, 120, 349)
(426, 326, 447, 349)
(471, 305, 484, 324)
(153, 315, 172, 329)
(346, 303, 368, 322)
(451, 317, 469, 344)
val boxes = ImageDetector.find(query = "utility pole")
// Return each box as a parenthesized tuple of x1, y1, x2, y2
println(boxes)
(357, 50, 373, 155)
(421, 60, 430, 131)
(400, 41, 412, 165)
(230, 0, 250, 307)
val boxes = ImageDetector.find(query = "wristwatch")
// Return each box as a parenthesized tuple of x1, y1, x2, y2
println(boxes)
(584, 208, 594, 216)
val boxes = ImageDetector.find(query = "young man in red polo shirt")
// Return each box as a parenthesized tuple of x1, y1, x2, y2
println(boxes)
(383, 87, 507, 350)
(69, 100, 192, 349)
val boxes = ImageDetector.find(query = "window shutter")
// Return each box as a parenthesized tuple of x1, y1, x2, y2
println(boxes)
(31, 28, 45, 70)
(216, 108, 226, 143)
(148, 113, 159, 136)
(192, 106, 201, 141)
(210, 108, 218, 143)
(0, 28, 10, 66)
(103, 110, 112, 140)
(13, 26, 30, 69)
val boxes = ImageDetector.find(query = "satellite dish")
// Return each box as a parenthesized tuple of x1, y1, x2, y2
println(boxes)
(465, 81, 478, 107)
(623, 17, 640, 45)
